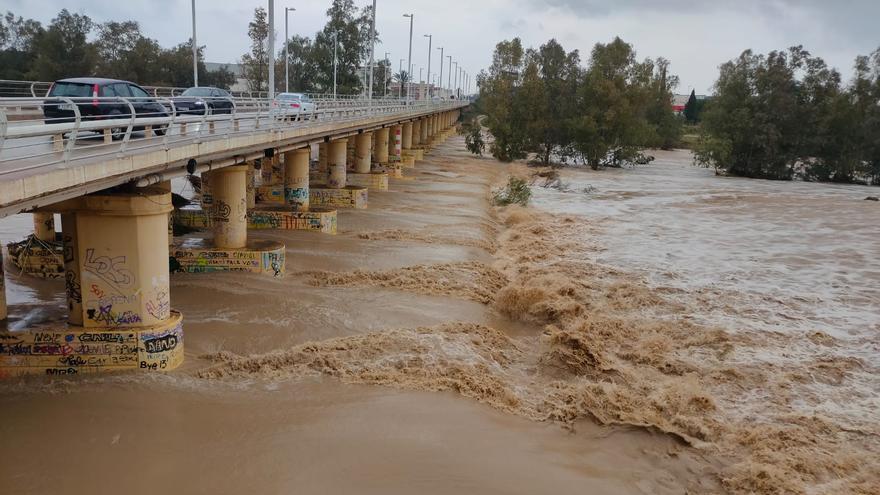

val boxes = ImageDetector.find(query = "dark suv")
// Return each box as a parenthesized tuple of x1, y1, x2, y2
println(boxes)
(43, 77, 170, 136)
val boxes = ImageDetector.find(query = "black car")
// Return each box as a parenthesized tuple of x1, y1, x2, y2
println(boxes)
(43, 77, 169, 137)
(172, 87, 234, 115)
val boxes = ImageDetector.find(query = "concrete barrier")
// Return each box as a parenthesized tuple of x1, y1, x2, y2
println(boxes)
(171, 240, 285, 277)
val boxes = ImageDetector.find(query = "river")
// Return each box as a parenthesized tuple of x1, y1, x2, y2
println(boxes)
(0, 142, 876, 494)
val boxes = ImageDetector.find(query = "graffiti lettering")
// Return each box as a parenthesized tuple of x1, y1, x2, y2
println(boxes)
(83, 249, 133, 293)
(143, 334, 178, 354)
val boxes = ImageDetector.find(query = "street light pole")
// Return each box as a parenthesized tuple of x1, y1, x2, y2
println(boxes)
(367, 0, 376, 109)
(403, 13, 413, 104)
(191, 0, 198, 87)
(332, 32, 338, 99)
(284, 7, 295, 93)
(384, 52, 390, 98)
(423, 34, 432, 98)
(452, 61, 457, 99)
(437, 46, 443, 98)
(447, 55, 452, 95)
(398, 58, 404, 99)
(268, 0, 275, 99)
(419, 66, 423, 100)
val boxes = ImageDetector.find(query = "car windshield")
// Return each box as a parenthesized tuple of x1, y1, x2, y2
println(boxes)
(182, 88, 214, 97)
(48, 82, 92, 97)
(279, 94, 302, 100)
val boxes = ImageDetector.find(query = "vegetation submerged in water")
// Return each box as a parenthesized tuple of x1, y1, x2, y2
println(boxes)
(492, 177, 532, 206)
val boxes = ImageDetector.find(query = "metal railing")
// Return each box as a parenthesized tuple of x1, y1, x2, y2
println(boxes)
(0, 79, 420, 102)
(0, 94, 463, 181)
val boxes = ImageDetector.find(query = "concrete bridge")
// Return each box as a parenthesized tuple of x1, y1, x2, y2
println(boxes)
(0, 94, 467, 376)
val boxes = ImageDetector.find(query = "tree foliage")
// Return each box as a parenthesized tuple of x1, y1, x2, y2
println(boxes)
(478, 37, 681, 167)
(697, 46, 880, 185)
(271, 0, 378, 94)
(0, 9, 236, 90)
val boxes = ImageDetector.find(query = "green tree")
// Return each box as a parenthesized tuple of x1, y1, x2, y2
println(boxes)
(0, 11, 44, 80)
(30, 9, 96, 80)
(683, 89, 699, 123)
(645, 57, 683, 150)
(570, 37, 655, 169)
(240, 7, 269, 93)
(480, 38, 529, 161)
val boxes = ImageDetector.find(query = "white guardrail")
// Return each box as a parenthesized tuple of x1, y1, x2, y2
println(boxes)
(0, 78, 386, 100)
(0, 94, 463, 179)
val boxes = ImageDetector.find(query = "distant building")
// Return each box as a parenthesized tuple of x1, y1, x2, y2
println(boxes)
(205, 62, 248, 92)
(672, 93, 708, 114)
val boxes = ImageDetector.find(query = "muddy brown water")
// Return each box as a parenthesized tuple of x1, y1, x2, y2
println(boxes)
(1, 140, 877, 494)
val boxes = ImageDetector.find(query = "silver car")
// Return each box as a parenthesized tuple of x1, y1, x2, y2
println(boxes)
(271, 92, 316, 119)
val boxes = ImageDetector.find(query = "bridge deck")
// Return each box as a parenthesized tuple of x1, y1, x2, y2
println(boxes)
(0, 101, 465, 218)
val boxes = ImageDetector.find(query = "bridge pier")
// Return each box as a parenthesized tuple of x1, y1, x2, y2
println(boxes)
(0, 250, 6, 321)
(385, 124, 405, 178)
(284, 148, 311, 211)
(401, 122, 415, 167)
(1, 188, 185, 376)
(4, 212, 63, 279)
(346, 132, 389, 191)
(419, 117, 429, 151)
(309, 138, 368, 209)
(172, 166, 286, 277)
(33, 213, 56, 242)
(411, 119, 424, 161)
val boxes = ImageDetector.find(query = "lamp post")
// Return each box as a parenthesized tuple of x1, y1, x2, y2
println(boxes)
(384, 51, 390, 98)
(419, 66, 423, 100)
(403, 13, 413, 104)
(452, 61, 457, 99)
(367, 0, 376, 109)
(447, 55, 452, 95)
(423, 34, 432, 98)
(398, 58, 404, 99)
(332, 31, 338, 99)
(437, 46, 443, 98)
(284, 7, 295, 93)
(268, 0, 275, 99)
(191, 0, 198, 87)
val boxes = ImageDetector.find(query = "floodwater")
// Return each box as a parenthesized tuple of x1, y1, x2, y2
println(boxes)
(0, 142, 877, 494)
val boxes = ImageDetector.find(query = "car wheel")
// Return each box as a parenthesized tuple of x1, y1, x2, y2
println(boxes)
(153, 125, 167, 136)
(108, 111, 126, 141)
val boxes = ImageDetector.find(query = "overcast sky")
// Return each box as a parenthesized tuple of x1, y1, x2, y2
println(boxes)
(5, 0, 879, 93)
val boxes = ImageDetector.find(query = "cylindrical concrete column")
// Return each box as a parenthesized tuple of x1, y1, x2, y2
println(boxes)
(246, 162, 256, 209)
(347, 138, 357, 170)
(390, 125, 402, 161)
(355, 132, 372, 174)
(211, 165, 248, 249)
(60, 213, 82, 325)
(0, 249, 6, 321)
(328, 139, 347, 188)
(73, 189, 173, 328)
(284, 148, 311, 211)
(200, 170, 214, 209)
(419, 117, 429, 144)
(318, 142, 329, 174)
(426, 116, 434, 140)
(412, 119, 422, 147)
(402, 122, 413, 150)
(33, 212, 55, 242)
(374, 127, 390, 166)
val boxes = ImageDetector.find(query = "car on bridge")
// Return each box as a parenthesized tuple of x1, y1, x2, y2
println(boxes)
(172, 87, 235, 115)
(271, 92, 316, 119)
(42, 77, 169, 138)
